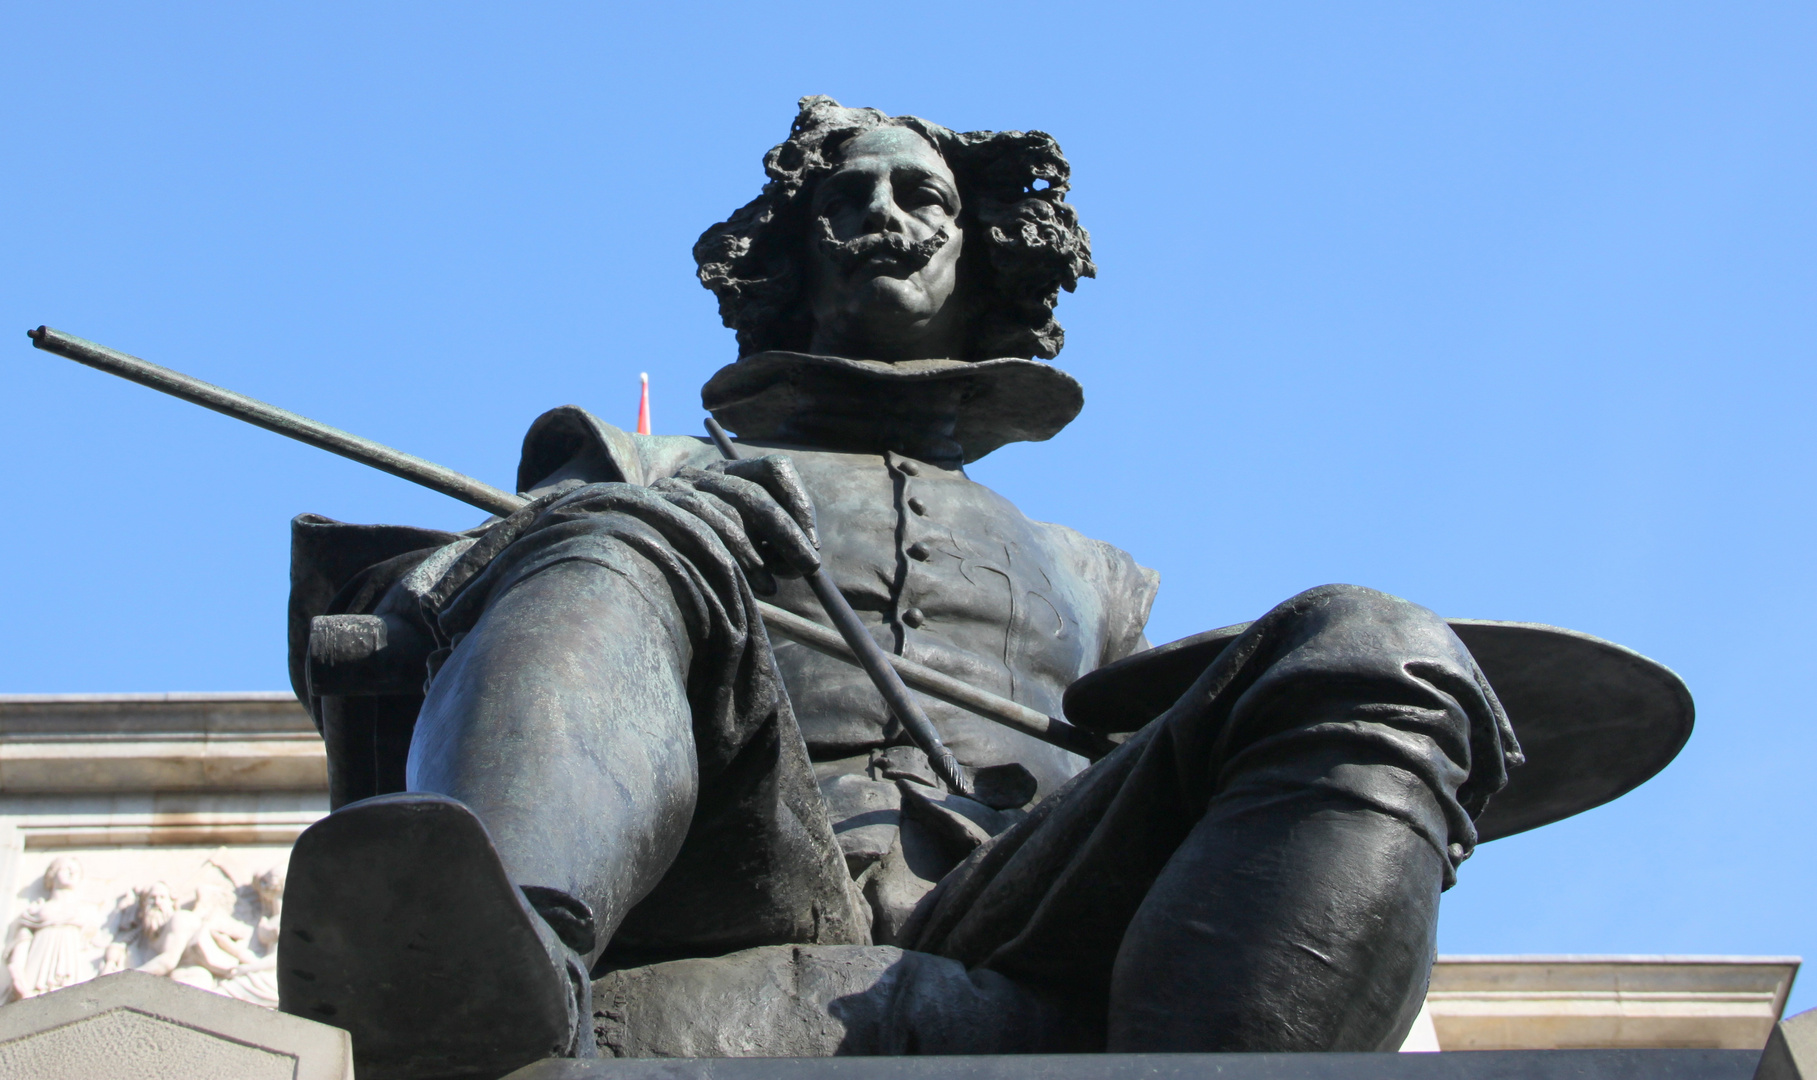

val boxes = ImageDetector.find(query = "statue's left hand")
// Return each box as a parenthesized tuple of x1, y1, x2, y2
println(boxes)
(650, 455, 822, 594)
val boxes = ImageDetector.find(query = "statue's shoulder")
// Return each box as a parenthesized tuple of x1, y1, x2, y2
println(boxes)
(1022, 515, 1159, 664)
(1024, 514, 1156, 585)
(943, 470, 1156, 605)
(516, 406, 717, 493)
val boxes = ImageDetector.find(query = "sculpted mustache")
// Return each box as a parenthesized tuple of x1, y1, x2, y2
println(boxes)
(814, 218, 950, 273)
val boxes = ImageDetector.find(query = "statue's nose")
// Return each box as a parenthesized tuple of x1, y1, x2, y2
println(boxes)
(860, 181, 905, 233)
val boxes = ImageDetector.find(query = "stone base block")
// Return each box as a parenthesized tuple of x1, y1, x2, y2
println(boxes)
(0, 970, 352, 1080)
(506, 1049, 1761, 1080)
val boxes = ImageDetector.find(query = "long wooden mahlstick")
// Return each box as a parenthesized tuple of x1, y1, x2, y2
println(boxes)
(25, 326, 1109, 762)
(27, 327, 523, 517)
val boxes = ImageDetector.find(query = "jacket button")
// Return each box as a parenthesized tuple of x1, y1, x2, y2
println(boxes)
(903, 607, 926, 628)
(907, 497, 928, 516)
(907, 542, 932, 561)
(898, 461, 921, 476)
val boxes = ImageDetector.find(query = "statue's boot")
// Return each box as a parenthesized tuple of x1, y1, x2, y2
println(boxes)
(279, 792, 593, 1080)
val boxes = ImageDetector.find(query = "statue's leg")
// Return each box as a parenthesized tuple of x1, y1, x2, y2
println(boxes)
(283, 548, 701, 1079)
(910, 584, 1513, 1053)
(1105, 757, 1445, 1049)
(408, 554, 700, 952)
(283, 491, 859, 1076)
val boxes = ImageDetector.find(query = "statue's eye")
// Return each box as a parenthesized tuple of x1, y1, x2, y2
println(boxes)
(815, 179, 860, 216)
(904, 184, 948, 211)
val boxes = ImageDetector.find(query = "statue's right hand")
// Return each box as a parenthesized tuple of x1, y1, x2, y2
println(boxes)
(650, 455, 821, 594)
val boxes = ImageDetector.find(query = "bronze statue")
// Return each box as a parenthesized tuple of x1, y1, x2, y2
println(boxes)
(27, 96, 1693, 1080)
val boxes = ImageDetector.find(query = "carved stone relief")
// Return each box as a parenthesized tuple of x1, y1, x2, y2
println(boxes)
(3, 850, 287, 1008)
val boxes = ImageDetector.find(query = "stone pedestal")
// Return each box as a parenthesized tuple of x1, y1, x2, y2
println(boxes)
(0, 969, 351, 1079)
(506, 1049, 1762, 1080)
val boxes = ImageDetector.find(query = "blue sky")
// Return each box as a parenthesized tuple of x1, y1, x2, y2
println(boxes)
(5, 3, 1814, 1009)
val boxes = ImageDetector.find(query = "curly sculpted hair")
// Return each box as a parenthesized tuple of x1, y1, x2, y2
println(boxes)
(694, 96, 1096, 360)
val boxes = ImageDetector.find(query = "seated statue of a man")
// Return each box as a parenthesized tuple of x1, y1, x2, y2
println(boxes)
(280, 96, 1518, 1079)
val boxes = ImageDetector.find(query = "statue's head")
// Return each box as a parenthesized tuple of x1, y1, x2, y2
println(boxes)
(254, 866, 285, 906)
(695, 96, 1095, 362)
(137, 881, 176, 933)
(42, 856, 81, 893)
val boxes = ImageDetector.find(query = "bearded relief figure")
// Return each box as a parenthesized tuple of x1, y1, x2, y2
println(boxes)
(130, 881, 207, 983)
(0, 858, 291, 1007)
(275, 97, 1688, 1080)
(129, 866, 248, 992)
(4, 857, 102, 1001)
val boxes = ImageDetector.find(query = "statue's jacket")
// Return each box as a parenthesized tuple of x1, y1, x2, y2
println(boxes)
(290, 405, 1160, 957)
(516, 408, 1162, 789)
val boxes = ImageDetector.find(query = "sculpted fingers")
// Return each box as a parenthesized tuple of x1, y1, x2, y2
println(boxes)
(679, 468, 822, 575)
(649, 477, 778, 593)
(714, 455, 820, 549)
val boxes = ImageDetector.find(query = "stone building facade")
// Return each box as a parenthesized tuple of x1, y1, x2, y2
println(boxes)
(0, 693, 326, 1005)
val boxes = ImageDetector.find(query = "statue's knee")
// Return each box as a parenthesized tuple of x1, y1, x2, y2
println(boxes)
(1280, 582, 1393, 606)
(1213, 587, 1481, 825)
(1259, 583, 1458, 660)
(1269, 582, 1437, 626)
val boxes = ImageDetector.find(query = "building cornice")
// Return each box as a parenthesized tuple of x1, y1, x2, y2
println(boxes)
(1423, 955, 1802, 1051)
(0, 693, 324, 793)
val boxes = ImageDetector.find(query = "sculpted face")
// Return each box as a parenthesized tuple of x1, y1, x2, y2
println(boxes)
(807, 126, 965, 361)
(139, 882, 176, 933)
(44, 857, 81, 891)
